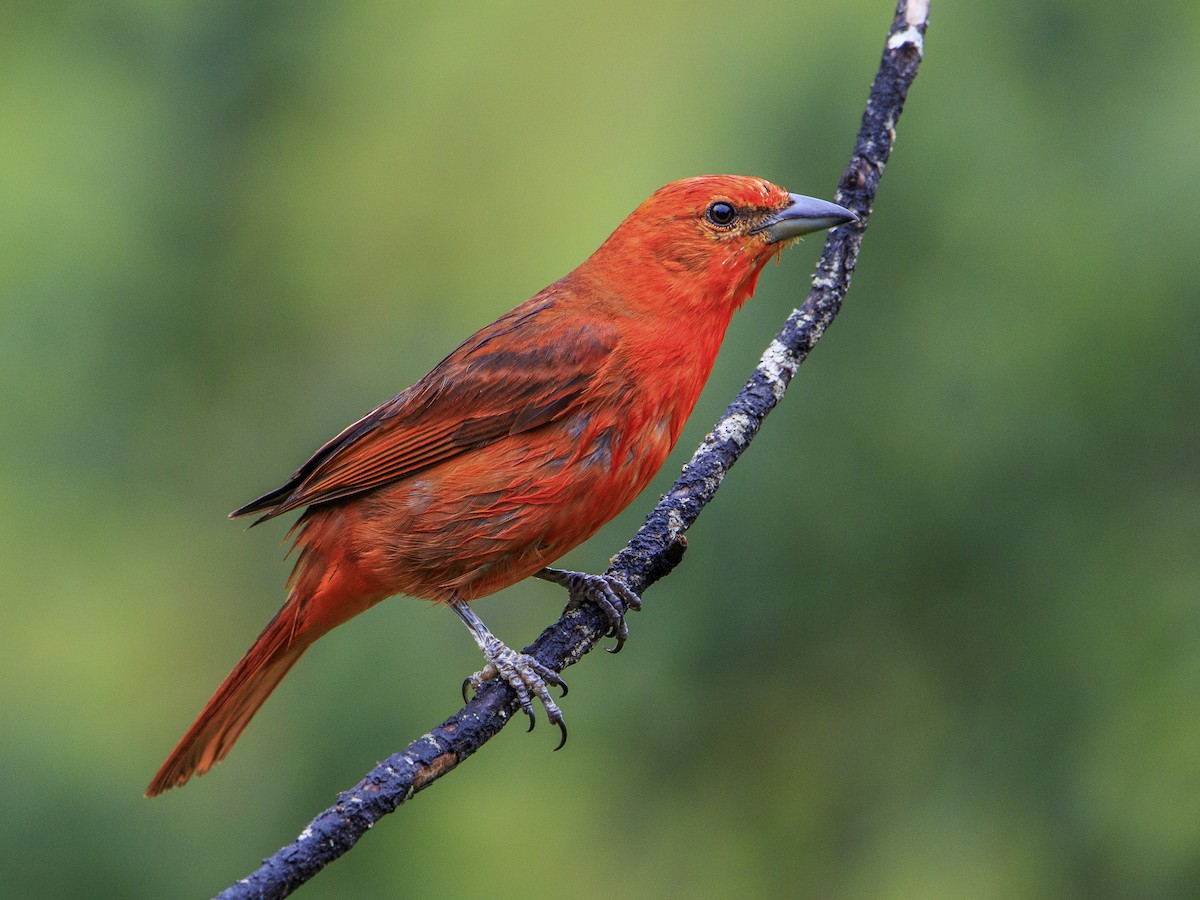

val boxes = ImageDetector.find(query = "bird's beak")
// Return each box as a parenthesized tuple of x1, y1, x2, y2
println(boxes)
(755, 193, 858, 243)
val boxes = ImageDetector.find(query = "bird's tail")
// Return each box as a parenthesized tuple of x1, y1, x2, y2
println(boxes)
(145, 596, 311, 797)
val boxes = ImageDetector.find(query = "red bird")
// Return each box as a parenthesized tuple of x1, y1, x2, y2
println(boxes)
(146, 175, 855, 796)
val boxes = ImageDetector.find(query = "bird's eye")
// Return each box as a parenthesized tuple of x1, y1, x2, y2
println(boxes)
(706, 201, 737, 227)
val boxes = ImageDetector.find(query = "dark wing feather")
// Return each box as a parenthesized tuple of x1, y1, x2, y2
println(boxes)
(231, 296, 617, 523)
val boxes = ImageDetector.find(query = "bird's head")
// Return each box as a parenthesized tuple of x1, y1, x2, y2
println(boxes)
(588, 175, 856, 317)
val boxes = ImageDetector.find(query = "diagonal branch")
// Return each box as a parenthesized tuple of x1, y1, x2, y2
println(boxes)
(217, 3, 928, 897)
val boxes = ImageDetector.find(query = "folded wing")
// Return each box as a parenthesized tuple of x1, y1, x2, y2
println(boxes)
(232, 296, 618, 522)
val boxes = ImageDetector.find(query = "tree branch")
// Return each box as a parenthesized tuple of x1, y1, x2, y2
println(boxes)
(218, 3, 928, 896)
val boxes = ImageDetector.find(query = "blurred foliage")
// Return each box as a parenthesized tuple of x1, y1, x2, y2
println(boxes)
(2, 1, 1198, 897)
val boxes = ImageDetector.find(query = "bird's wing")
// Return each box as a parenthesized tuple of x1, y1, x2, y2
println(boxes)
(231, 296, 618, 523)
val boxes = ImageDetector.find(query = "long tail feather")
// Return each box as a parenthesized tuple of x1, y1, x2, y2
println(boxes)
(146, 599, 309, 797)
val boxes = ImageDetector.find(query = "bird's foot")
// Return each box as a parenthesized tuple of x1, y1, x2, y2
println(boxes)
(536, 568, 643, 653)
(462, 636, 569, 749)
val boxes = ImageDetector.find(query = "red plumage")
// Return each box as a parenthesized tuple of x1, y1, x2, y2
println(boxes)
(146, 175, 854, 795)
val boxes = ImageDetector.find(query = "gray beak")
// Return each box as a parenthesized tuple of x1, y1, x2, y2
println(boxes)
(755, 193, 857, 243)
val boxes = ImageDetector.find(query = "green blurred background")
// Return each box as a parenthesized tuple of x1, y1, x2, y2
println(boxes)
(3, 1, 1198, 897)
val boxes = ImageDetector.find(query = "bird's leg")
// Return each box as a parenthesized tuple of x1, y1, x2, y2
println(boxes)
(452, 598, 569, 749)
(535, 568, 643, 653)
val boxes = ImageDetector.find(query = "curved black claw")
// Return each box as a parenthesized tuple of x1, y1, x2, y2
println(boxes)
(463, 637, 570, 747)
(453, 600, 570, 748)
(536, 568, 643, 653)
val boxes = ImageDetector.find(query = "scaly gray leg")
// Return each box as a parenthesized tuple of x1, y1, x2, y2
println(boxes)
(452, 598, 569, 749)
(535, 568, 643, 653)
